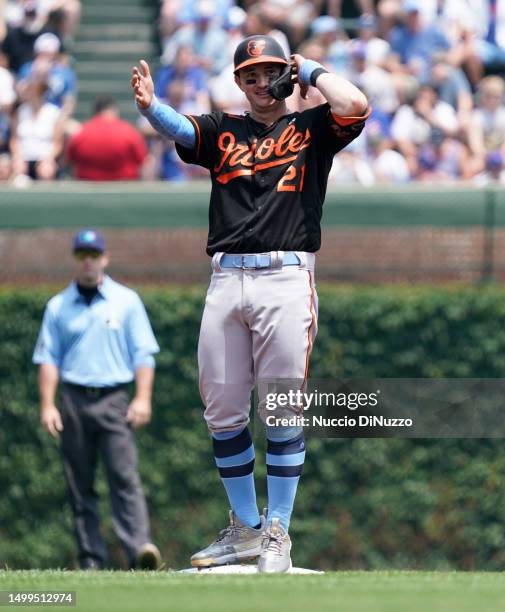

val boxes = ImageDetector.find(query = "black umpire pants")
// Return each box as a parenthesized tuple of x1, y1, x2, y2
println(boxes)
(59, 384, 151, 569)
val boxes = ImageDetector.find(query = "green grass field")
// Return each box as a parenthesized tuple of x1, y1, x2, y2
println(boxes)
(1, 571, 505, 612)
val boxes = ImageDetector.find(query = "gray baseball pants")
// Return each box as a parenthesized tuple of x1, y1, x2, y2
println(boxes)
(59, 384, 151, 569)
(198, 251, 318, 433)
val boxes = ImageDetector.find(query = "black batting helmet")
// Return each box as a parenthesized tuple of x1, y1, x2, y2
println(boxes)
(233, 35, 288, 73)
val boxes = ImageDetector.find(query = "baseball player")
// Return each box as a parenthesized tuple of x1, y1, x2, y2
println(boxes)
(132, 35, 369, 572)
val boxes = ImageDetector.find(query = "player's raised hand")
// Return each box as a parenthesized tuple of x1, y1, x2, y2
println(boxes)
(131, 59, 154, 110)
(290, 53, 309, 100)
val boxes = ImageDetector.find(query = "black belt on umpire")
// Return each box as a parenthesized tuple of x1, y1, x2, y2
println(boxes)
(63, 382, 128, 399)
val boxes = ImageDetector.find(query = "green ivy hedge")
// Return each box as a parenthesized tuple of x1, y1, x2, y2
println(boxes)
(2, 285, 505, 570)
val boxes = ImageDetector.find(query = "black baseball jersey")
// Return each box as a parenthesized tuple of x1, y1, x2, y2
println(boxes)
(175, 103, 369, 255)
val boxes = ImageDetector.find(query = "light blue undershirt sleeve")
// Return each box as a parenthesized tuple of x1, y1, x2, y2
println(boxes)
(138, 95, 196, 148)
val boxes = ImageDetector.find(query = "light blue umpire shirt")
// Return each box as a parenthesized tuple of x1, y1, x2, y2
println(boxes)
(32, 275, 160, 387)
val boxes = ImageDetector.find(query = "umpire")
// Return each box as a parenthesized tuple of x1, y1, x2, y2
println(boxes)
(32, 229, 161, 570)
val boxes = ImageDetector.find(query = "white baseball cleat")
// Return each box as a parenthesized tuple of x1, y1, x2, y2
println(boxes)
(191, 511, 266, 568)
(257, 517, 292, 573)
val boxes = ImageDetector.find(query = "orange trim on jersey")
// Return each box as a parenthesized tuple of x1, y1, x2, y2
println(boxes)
(331, 105, 372, 126)
(225, 114, 246, 120)
(303, 270, 317, 385)
(216, 169, 254, 184)
(186, 115, 201, 158)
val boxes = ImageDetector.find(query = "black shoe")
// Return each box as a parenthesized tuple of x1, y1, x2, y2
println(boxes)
(80, 558, 103, 570)
(136, 543, 161, 570)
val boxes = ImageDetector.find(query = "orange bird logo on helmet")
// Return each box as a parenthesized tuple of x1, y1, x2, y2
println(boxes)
(247, 39, 266, 57)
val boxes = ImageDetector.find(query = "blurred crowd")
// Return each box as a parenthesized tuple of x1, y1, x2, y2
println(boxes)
(3, 0, 505, 184)
(0, 0, 79, 182)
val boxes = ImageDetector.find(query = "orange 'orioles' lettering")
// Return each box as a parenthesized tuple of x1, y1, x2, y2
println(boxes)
(256, 138, 275, 160)
(214, 126, 311, 185)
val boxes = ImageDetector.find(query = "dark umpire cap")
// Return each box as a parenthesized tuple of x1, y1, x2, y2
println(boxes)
(73, 229, 106, 253)
(234, 35, 288, 73)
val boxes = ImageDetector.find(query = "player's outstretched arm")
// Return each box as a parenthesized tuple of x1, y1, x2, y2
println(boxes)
(292, 53, 368, 118)
(131, 59, 196, 148)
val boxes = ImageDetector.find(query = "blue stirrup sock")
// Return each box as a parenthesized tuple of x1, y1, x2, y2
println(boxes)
(212, 427, 261, 528)
(266, 433, 306, 532)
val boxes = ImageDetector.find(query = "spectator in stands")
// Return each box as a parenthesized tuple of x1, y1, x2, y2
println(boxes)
(474, 150, 505, 184)
(0, 51, 15, 181)
(327, 0, 374, 20)
(388, 0, 451, 82)
(206, 6, 248, 113)
(0, 152, 12, 181)
(161, 77, 209, 115)
(297, 37, 327, 64)
(294, 39, 329, 111)
(468, 75, 505, 174)
(243, 3, 290, 58)
(354, 13, 391, 67)
(429, 51, 473, 117)
(346, 41, 399, 116)
(40, 0, 81, 44)
(416, 128, 473, 182)
(375, 0, 402, 41)
(154, 44, 210, 112)
(161, 0, 229, 76)
(0, 116, 12, 179)
(329, 147, 376, 186)
(253, 0, 316, 49)
(391, 84, 459, 176)
(309, 16, 348, 74)
(1, 0, 49, 73)
(352, 14, 417, 109)
(159, 0, 181, 43)
(66, 96, 148, 181)
(462, 0, 505, 84)
(366, 121, 411, 184)
(18, 32, 76, 117)
(332, 114, 409, 186)
(388, 0, 494, 88)
(0, 55, 16, 111)
(172, 0, 232, 26)
(159, 0, 232, 42)
(378, 0, 472, 42)
(0, 106, 11, 154)
(223, 5, 247, 58)
(10, 63, 64, 181)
